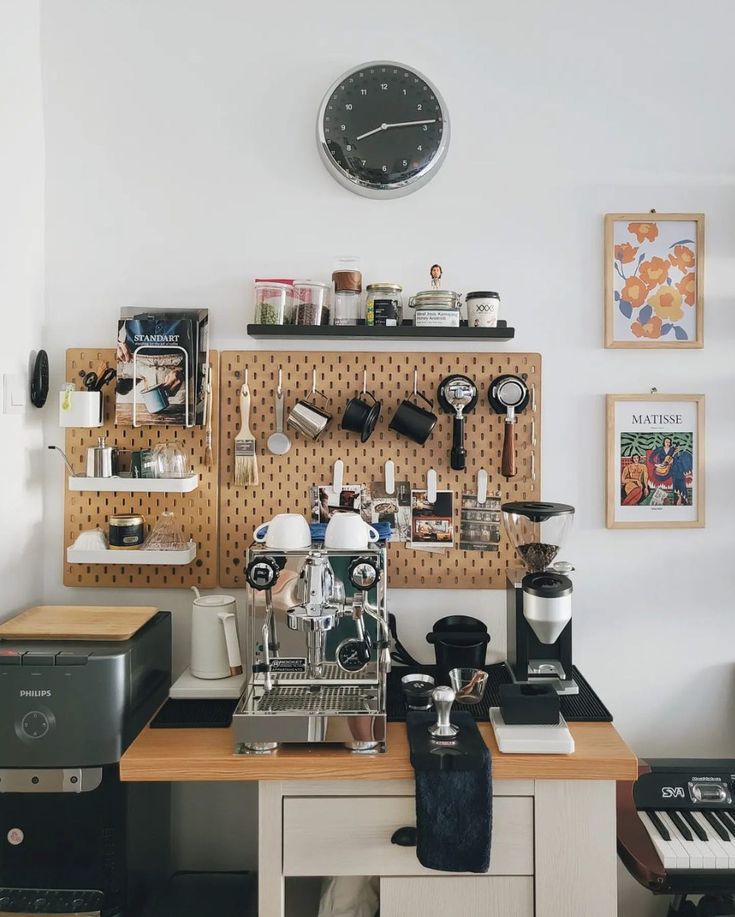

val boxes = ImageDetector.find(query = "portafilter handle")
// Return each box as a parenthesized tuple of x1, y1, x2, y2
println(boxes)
(428, 685, 459, 740)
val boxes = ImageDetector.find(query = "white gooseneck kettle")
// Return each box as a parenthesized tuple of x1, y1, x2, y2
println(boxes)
(190, 587, 243, 679)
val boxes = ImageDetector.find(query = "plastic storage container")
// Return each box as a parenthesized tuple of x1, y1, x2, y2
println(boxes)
(253, 281, 292, 325)
(293, 281, 331, 326)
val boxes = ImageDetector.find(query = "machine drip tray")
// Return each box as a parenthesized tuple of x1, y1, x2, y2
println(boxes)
(254, 685, 380, 716)
(387, 664, 612, 723)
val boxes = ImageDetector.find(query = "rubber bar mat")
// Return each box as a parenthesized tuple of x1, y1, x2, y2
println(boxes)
(151, 698, 237, 728)
(387, 663, 612, 723)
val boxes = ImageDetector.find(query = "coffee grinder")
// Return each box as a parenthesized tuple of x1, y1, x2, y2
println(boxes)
(501, 501, 578, 695)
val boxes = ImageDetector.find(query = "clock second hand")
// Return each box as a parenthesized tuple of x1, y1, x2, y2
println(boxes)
(355, 119, 436, 141)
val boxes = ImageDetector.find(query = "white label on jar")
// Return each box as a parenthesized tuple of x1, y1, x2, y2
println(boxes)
(414, 310, 460, 327)
(467, 297, 500, 328)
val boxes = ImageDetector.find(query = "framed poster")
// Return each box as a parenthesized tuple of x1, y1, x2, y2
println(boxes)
(604, 213, 704, 348)
(606, 394, 704, 528)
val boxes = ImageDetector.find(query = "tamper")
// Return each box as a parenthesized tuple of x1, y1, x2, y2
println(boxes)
(428, 685, 459, 740)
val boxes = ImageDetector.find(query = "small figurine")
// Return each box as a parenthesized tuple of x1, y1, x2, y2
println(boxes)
(430, 263, 442, 289)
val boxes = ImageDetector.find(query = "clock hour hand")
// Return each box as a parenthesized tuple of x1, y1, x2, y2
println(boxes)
(355, 119, 437, 141)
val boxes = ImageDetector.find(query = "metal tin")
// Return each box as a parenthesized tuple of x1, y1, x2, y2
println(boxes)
(108, 513, 146, 549)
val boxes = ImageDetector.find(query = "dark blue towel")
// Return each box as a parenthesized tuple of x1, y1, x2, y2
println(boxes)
(409, 711, 492, 873)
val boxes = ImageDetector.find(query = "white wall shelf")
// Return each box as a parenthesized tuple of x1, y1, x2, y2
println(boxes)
(66, 541, 197, 566)
(67, 475, 199, 493)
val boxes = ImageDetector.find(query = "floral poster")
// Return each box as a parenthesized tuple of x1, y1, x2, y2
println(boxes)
(606, 395, 704, 528)
(604, 214, 704, 348)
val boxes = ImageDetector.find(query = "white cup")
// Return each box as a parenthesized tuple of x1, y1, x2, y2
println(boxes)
(324, 514, 379, 550)
(466, 292, 500, 328)
(254, 513, 312, 550)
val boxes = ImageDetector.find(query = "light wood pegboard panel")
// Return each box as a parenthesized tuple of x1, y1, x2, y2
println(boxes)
(218, 351, 541, 589)
(62, 349, 219, 588)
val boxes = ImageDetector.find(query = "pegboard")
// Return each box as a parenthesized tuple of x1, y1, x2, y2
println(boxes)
(62, 349, 219, 588)
(218, 351, 541, 589)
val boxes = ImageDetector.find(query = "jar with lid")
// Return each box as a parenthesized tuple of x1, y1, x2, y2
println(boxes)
(408, 290, 462, 327)
(253, 280, 293, 325)
(332, 270, 363, 325)
(466, 291, 500, 328)
(365, 283, 403, 327)
(108, 513, 146, 549)
(293, 281, 331, 326)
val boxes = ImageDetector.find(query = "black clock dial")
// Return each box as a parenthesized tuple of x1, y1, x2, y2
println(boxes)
(320, 63, 447, 193)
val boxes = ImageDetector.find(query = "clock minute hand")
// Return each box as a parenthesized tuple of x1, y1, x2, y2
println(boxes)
(355, 119, 437, 141)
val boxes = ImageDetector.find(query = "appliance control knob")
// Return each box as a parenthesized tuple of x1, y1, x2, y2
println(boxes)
(348, 556, 380, 590)
(245, 556, 280, 591)
(21, 710, 50, 739)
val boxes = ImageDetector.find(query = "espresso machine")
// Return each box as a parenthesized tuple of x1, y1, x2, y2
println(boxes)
(232, 544, 389, 754)
(501, 501, 578, 695)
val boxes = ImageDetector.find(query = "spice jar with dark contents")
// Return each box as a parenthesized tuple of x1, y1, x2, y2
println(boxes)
(293, 281, 331, 326)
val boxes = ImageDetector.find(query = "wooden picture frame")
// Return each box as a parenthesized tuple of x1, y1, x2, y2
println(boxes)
(604, 213, 704, 348)
(606, 394, 704, 528)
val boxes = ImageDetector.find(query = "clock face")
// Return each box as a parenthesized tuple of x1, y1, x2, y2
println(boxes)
(317, 61, 450, 198)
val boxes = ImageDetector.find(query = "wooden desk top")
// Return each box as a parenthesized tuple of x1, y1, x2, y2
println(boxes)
(120, 721, 637, 783)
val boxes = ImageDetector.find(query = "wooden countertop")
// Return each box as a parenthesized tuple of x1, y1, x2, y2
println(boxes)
(120, 721, 636, 783)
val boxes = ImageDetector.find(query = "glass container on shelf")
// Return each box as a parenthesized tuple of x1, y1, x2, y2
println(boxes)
(293, 281, 331, 326)
(365, 283, 403, 327)
(501, 501, 575, 572)
(408, 289, 462, 327)
(332, 270, 363, 325)
(143, 510, 188, 551)
(253, 280, 293, 325)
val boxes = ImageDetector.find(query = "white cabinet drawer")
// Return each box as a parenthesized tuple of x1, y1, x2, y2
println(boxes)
(282, 795, 533, 877)
(380, 877, 534, 917)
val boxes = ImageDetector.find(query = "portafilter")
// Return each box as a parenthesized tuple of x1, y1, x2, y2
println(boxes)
(437, 374, 478, 471)
(488, 374, 530, 478)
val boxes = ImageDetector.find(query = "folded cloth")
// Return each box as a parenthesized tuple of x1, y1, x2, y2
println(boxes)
(408, 711, 492, 873)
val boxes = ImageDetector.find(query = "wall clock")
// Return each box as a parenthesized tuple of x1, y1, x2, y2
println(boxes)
(317, 61, 450, 199)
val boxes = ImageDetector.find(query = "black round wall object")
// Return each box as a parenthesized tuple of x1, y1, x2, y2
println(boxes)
(30, 350, 49, 408)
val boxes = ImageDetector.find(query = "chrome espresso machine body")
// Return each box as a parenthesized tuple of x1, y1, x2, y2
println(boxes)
(233, 544, 389, 754)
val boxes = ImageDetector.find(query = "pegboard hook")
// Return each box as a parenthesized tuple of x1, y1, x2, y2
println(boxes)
(244, 368, 249, 387)
(277, 367, 283, 398)
(413, 369, 418, 398)
(362, 369, 367, 395)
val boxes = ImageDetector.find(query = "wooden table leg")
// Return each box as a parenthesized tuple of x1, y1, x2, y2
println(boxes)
(534, 780, 617, 917)
(258, 781, 284, 917)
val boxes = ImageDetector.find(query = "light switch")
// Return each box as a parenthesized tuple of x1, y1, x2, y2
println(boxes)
(2, 374, 26, 414)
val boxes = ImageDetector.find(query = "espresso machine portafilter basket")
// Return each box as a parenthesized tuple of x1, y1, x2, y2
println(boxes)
(488, 374, 530, 478)
(437, 375, 478, 471)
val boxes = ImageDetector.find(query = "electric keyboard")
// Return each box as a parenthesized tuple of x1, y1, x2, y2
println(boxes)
(618, 759, 735, 895)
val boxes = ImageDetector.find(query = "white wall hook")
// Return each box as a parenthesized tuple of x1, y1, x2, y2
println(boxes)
(332, 459, 344, 493)
(427, 468, 437, 503)
(477, 469, 488, 505)
(384, 459, 395, 495)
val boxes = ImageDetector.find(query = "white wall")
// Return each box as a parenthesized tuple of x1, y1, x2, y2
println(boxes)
(0, 0, 45, 619)
(37, 1, 735, 913)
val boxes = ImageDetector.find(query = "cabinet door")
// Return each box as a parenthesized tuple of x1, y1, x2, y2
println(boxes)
(380, 877, 534, 917)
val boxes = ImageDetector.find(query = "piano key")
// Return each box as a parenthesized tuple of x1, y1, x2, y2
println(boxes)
(668, 811, 693, 842)
(681, 809, 708, 841)
(717, 811, 735, 836)
(703, 811, 731, 842)
(703, 813, 735, 868)
(690, 812, 731, 868)
(639, 811, 679, 870)
(658, 811, 705, 869)
(709, 811, 734, 840)
(647, 810, 671, 841)
(655, 812, 694, 869)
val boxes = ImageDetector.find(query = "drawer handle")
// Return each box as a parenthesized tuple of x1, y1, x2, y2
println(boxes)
(391, 826, 417, 847)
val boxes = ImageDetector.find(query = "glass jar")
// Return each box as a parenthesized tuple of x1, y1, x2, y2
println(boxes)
(408, 289, 462, 327)
(293, 281, 331, 326)
(332, 270, 363, 325)
(253, 281, 292, 325)
(365, 283, 403, 327)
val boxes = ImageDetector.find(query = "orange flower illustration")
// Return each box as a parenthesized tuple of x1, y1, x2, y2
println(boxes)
(628, 222, 659, 243)
(615, 242, 639, 264)
(669, 245, 695, 272)
(676, 272, 696, 306)
(631, 316, 663, 339)
(647, 285, 684, 323)
(621, 276, 647, 308)
(639, 256, 670, 289)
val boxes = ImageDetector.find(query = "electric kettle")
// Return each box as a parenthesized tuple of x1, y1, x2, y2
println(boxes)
(190, 588, 243, 679)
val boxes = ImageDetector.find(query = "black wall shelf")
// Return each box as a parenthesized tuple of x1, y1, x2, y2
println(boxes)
(246, 322, 515, 341)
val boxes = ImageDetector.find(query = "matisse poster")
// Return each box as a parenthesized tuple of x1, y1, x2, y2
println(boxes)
(607, 395, 704, 528)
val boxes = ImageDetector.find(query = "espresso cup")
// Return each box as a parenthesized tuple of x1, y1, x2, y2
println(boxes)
(324, 514, 379, 550)
(287, 398, 332, 440)
(254, 513, 312, 550)
(141, 383, 170, 414)
(342, 390, 381, 443)
(389, 392, 438, 444)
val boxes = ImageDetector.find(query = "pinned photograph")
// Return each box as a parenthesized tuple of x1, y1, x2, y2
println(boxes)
(410, 489, 454, 548)
(460, 492, 501, 551)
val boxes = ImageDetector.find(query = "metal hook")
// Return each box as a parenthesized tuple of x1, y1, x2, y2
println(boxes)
(412, 369, 418, 397)
(244, 368, 249, 388)
(277, 367, 283, 398)
(362, 369, 367, 395)
(311, 368, 317, 395)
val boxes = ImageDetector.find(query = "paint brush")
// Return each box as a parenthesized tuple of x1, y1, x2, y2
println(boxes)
(234, 380, 258, 486)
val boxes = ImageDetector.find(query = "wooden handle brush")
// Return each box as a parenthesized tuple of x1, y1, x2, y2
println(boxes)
(234, 381, 258, 486)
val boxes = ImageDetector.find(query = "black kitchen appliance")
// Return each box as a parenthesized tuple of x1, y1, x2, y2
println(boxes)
(502, 501, 579, 695)
(426, 616, 490, 684)
(0, 611, 172, 916)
